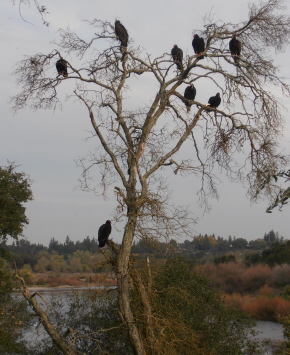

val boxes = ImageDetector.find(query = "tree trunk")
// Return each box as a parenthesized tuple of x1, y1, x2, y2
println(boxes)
(131, 267, 156, 354)
(15, 274, 77, 355)
(117, 211, 147, 355)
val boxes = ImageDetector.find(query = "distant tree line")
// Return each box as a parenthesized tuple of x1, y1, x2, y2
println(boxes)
(132, 229, 284, 257)
(245, 241, 290, 267)
(0, 236, 99, 269)
(0, 229, 287, 271)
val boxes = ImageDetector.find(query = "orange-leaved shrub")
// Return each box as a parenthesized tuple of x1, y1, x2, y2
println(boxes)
(224, 286, 290, 321)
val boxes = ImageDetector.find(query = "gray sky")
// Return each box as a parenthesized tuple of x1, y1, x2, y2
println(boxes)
(1, 0, 290, 246)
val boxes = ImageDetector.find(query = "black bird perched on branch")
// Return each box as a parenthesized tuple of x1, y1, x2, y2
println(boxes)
(229, 35, 242, 64)
(171, 45, 183, 70)
(192, 34, 205, 59)
(184, 84, 196, 112)
(98, 220, 112, 248)
(115, 20, 128, 48)
(56, 58, 68, 77)
(207, 93, 221, 109)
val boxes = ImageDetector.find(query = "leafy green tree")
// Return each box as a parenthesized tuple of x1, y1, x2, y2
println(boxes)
(34, 250, 51, 272)
(72, 250, 93, 271)
(263, 229, 279, 245)
(0, 258, 30, 354)
(232, 238, 248, 249)
(248, 238, 268, 250)
(214, 237, 231, 252)
(244, 253, 262, 267)
(261, 241, 290, 266)
(214, 253, 236, 265)
(50, 252, 66, 272)
(193, 235, 216, 251)
(68, 256, 83, 272)
(0, 164, 33, 242)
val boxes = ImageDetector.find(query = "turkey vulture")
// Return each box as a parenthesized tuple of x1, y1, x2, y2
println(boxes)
(207, 93, 221, 109)
(229, 35, 241, 64)
(56, 58, 68, 77)
(115, 20, 128, 48)
(98, 220, 112, 248)
(171, 45, 183, 70)
(192, 34, 205, 59)
(184, 84, 196, 112)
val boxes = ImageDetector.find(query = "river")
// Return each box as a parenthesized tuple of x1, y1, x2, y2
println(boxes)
(253, 320, 284, 354)
(16, 287, 285, 354)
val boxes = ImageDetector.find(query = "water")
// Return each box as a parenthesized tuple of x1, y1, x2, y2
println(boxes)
(14, 287, 111, 343)
(253, 320, 284, 354)
(17, 288, 286, 354)
(254, 320, 284, 342)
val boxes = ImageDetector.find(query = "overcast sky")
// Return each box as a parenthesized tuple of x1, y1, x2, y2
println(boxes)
(1, 0, 290, 246)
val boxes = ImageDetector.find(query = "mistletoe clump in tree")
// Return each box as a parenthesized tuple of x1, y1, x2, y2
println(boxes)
(12, 0, 290, 353)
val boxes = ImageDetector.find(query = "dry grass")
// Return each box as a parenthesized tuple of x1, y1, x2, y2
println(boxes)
(35, 276, 84, 287)
(33, 272, 117, 287)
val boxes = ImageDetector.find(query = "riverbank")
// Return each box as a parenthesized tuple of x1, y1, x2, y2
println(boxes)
(18, 272, 290, 322)
(18, 271, 117, 288)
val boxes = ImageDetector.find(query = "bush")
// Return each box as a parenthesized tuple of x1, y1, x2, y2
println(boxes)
(147, 256, 263, 355)
(271, 264, 290, 287)
(0, 258, 30, 354)
(241, 264, 272, 293)
(196, 262, 272, 294)
(18, 268, 35, 285)
(224, 287, 290, 321)
(276, 314, 290, 354)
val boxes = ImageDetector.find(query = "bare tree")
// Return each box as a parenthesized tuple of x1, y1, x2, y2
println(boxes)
(11, 0, 290, 353)
(255, 168, 290, 212)
(9, 0, 49, 26)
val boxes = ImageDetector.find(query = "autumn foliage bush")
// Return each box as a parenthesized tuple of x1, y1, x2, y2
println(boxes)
(224, 287, 290, 321)
(271, 264, 290, 287)
(196, 262, 273, 294)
